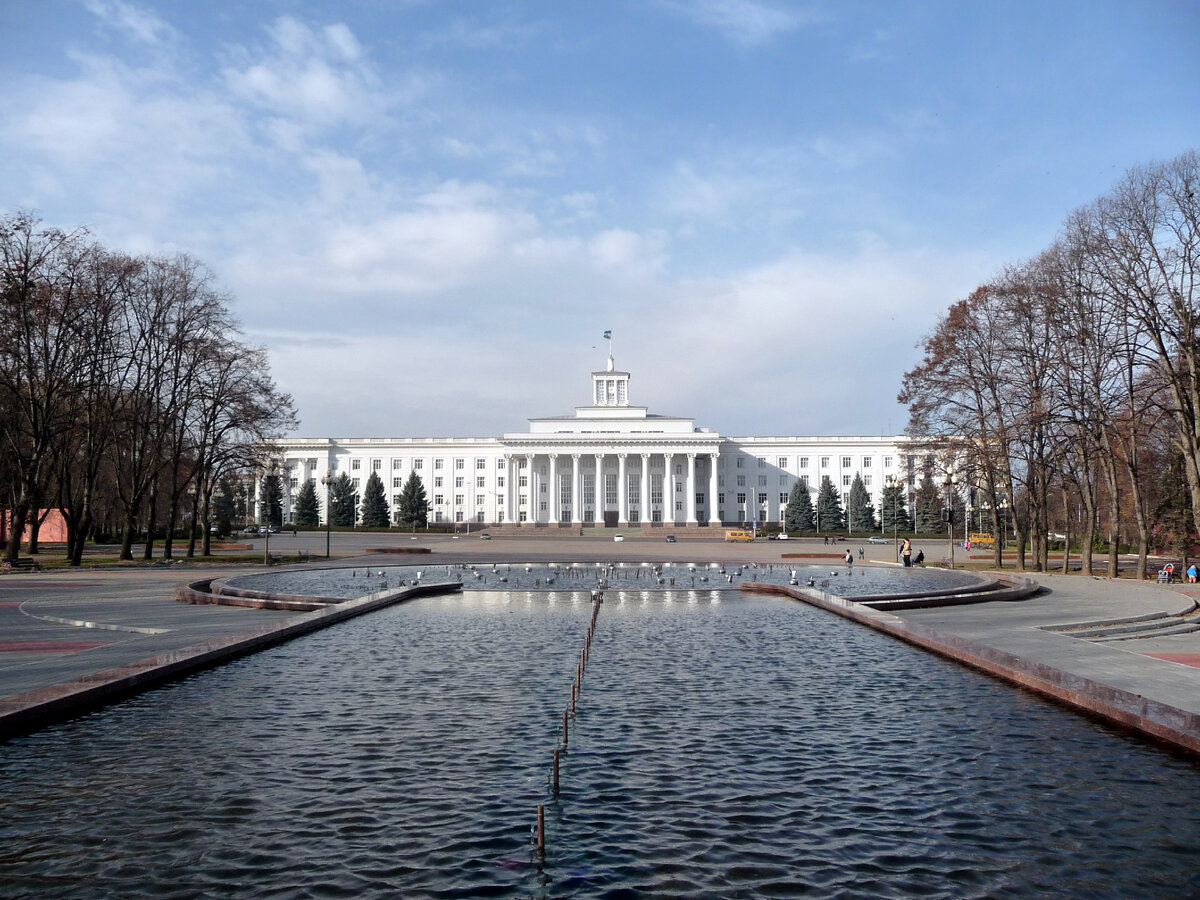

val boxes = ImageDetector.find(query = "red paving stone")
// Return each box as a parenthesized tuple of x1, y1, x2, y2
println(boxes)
(0, 601, 21, 607)
(0, 640, 112, 653)
(1144, 653, 1200, 668)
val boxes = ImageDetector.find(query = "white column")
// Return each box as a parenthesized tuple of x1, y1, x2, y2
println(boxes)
(618, 453, 628, 526)
(686, 453, 697, 524)
(548, 454, 559, 525)
(709, 453, 721, 525)
(640, 454, 651, 524)
(504, 455, 514, 524)
(662, 452, 674, 524)
(593, 454, 604, 524)
(572, 454, 582, 524)
(526, 453, 536, 524)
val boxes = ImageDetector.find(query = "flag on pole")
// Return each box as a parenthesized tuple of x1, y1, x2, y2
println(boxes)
(603, 330, 611, 340)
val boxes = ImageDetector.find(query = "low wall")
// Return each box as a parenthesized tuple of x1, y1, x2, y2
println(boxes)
(742, 581, 1200, 756)
(0, 581, 462, 739)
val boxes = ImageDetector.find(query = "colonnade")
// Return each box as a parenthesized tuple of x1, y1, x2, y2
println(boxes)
(503, 450, 720, 526)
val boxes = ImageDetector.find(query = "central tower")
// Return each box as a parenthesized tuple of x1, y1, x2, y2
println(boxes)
(591, 355, 630, 408)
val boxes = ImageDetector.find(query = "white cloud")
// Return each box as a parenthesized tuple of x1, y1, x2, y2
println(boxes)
(657, 0, 813, 47)
(83, 0, 178, 46)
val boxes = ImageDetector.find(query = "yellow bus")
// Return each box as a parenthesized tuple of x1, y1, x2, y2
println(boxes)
(725, 530, 754, 542)
(969, 532, 995, 548)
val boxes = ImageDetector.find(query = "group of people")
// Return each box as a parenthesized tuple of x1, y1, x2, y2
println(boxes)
(899, 538, 924, 567)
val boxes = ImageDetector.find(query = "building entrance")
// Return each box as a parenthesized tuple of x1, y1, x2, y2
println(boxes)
(604, 511, 619, 528)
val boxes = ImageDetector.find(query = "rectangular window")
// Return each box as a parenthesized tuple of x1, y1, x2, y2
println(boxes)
(719, 492, 725, 504)
(435, 459, 444, 470)
(675, 481, 683, 493)
(372, 459, 381, 471)
(820, 456, 829, 468)
(455, 510, 464, 522)
(540, 501, 548, 511)
(800, 475, 808, 488)
(778, 457, 787, 468)
(476, 494, 484, 506)
(757, 475, 767, 486)
(455, 458, 464, 470)
(842, 475, 852, 487)
(675, 464, 682, 475)
(606, 474, 617, 505)
(351, 478, 360, 489)
(393, 494, 402, 505)
(864, 475, 873, 486)
(841, 456, 851, 468)
(434, 476, 443, 488)
(719, 474, 725, 486)
(393, 478, 401, 488)
(675, 500, 683, 511)
(289, 477, 297, 489)
(498, 477, 505, 488)
(651, 474, 663, 505)
(519, 476, 528, 487)
(737, 475, 746, 487)
(800, 457, 809, 468)
(540, 483, 546, 493)
(862, 457, 872, 468)
(758, 492, 767, 504)
(884, 456, 893, 468)
(498, 459, 505, 469)
(455, 494, 463, 505)
(758, 458, 765, 467)
(351, 459, 361, 470)
(737, 492, 746, 504)
(696, 492, 704, 505)
(415, 459, 423, 470)
(392, 459, 403, 470)
(476, 477, 485, 488)
(436, 511, 444, 523)
(779, 475, 787, 485)
(434, 494, 444, 505)
(476, 511, 485, 523)
(455, 476, 464, 488)
(518, 458, 527, 470)
(519, 511, 527, 522)
(476, 458, 486, 470)
(520, 494, 528, 507)
(736, 458, 744, 469)
(780, 492, 788, 505)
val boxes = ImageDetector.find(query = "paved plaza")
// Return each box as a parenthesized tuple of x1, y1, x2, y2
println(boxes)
(2, 533, 1199, 752)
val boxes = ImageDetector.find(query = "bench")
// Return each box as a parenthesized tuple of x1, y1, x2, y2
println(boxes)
(1, 557, 42, 573)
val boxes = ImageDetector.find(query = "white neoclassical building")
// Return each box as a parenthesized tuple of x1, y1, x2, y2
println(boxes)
(271, 357, 915, 532)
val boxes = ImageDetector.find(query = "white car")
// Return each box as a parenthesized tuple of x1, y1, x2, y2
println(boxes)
(613, 533, 624, 542)
(868, 536, 890, 544)
(776, 533, 789, 540)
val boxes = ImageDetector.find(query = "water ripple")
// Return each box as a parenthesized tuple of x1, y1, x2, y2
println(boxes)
(2, 592, 1200, 898)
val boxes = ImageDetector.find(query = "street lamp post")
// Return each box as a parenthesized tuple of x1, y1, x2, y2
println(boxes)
(886, 474, 899, 563)
(942, 469, 958, 569)
(321, 471, 332, 558)
(263, 461, 277, 566)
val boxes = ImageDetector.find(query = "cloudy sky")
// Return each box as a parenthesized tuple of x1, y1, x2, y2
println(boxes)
(1, 1, 1196, 439)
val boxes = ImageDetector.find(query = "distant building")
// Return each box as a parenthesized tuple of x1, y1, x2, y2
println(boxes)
(270, 357, 914, 531)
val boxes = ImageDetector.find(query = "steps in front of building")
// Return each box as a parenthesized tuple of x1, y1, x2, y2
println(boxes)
(481, 523, 724, 538)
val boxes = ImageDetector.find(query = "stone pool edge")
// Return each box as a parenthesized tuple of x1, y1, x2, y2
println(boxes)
(0, 581, 461, 740)
(744, 582, 1200, 757)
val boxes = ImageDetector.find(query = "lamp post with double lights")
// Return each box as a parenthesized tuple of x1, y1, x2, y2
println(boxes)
(886, 474, 900, 562)
(321, 471, 333, 558)
(942, 468, 958, 568)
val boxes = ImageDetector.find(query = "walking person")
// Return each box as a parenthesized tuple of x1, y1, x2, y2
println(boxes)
(901, 538, 912, 568)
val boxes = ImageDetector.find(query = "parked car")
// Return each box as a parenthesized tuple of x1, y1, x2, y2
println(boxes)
(613, 533, 624, 542)
(479, 533, 492, 540)
(665, 535, 677, 543)
(267, 525, 280, 533)
(776, 533, 789, 540)
(868, 536, 890, 544)
(766, 533, 778, 541)
(243, 525, 259, 535)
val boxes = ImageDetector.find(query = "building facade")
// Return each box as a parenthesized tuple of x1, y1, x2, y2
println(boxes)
(270, 358, 913, 531)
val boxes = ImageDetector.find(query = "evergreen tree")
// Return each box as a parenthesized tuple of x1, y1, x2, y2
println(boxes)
(360, 471, 390, 527)
(784, 480, 815, 533)
(846, 473, 875, 533)
(329, 472, 357, 527)
(213, 480, 238, 535)
(879, 479, 911, 533)
(294, 479, 320, 528)
(260, 473, 283, 527)
(397, 470, 429, 529)
(815, 475, 844, 532)
(913, 473, 943, 535)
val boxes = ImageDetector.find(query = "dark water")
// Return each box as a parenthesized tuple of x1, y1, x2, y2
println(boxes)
(2, 591, 1199, 899)
(229, 562, 980, 599)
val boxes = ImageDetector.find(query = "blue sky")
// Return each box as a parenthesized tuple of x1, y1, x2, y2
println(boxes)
(1, 1, 1196, 438)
